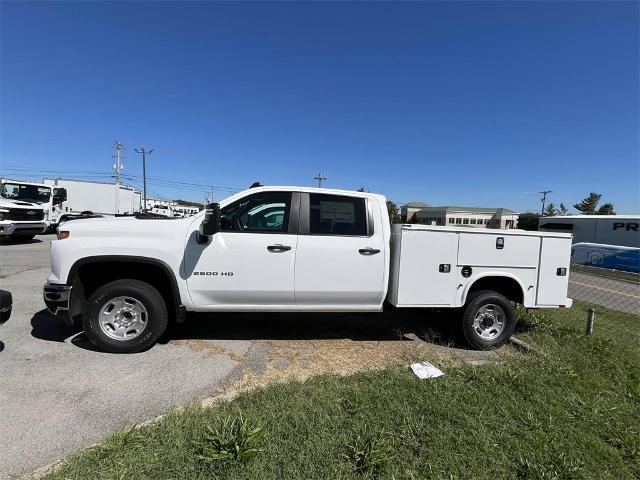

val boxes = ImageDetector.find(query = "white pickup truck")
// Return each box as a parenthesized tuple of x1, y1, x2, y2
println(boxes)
(0, 181, 49, 241)
(43, 186, 572, 353)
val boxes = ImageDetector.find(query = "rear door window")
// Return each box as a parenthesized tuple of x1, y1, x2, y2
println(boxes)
(309, 193, 368, 236)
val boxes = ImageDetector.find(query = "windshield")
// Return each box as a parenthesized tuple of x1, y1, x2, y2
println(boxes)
(0, 183, 51, 203)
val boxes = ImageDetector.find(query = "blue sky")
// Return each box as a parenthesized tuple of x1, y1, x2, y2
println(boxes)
(1, 1, 638, 212)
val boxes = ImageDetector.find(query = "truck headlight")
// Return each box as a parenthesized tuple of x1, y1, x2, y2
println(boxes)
(57, 230, 70, 240)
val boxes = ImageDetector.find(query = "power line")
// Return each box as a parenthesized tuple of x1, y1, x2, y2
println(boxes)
(0, 166, 241, 193)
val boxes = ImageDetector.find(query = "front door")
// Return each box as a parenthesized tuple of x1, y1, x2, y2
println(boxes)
(294, 193, 386, 307)
(185, 191, 298, 308)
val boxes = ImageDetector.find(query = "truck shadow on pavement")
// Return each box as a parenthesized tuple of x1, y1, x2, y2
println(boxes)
(0, 238, 43, 245)
(165, 310, 462, 345)
(30, 308, 467, 351)
(31, 309, 82, 341)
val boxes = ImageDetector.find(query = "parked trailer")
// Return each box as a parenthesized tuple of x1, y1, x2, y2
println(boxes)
(571, 242, 640, 273)
(43, 178, 142, 227)
(539, 215, 640, 248)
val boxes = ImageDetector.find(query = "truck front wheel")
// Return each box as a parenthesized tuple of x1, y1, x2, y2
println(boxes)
(461, 290, 516, 350)
(83, 279, 168, 353)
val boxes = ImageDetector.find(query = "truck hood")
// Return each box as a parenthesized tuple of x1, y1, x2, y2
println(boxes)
(61, 214, 198, 238)
(0, 197, 44, 210)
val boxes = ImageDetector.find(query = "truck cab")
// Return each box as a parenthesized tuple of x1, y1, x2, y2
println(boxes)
(0, 179, 68, 235)
(43, 186, 572, 353)
(0, 180, 51, 241)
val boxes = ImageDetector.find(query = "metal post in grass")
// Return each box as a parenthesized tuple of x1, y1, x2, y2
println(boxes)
(586, 308, 595, 335)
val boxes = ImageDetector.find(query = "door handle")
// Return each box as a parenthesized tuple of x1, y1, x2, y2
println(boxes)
(267, 244, 292, 253)
(359, 248, 381, 255)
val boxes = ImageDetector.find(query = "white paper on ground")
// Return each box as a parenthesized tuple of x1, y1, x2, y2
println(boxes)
(410, 361, 445, 379)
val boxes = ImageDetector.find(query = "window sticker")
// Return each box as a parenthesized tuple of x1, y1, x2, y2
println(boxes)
(319, 201, 355, 223)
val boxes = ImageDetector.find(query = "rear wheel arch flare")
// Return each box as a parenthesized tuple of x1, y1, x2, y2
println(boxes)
(463, 274, 525, 305)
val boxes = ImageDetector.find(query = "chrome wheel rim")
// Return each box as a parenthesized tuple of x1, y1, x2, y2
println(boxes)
(472, 304, 506, 340)
(98, 296, 148, 341)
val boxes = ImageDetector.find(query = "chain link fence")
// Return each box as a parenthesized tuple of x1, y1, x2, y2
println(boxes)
(564, 263, 639, 351)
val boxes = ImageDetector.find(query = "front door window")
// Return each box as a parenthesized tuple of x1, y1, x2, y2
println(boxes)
(220, 191, 291, 233)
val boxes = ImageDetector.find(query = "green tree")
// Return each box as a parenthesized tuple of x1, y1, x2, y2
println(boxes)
(543, 203, 558, 217)
(558, 203, 570, 215)
(573, 193, 602, 215)
(597, 202, 616, 215)
(517, 212, 540, 231)
(386, 201, 401, 224)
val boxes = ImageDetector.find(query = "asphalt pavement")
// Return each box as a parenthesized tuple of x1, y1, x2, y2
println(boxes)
(569, 270, 640, 315)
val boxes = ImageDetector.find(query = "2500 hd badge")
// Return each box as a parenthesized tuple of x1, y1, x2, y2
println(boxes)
(193, 271, 234, 276)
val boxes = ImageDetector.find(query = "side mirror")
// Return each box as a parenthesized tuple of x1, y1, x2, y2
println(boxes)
(198, 203, 220, 243)
(53, 188, 67, 204)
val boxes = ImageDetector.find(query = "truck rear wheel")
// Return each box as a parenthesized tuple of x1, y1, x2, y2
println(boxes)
(83, 279, 168, 353)
(461, 290, 516, 350)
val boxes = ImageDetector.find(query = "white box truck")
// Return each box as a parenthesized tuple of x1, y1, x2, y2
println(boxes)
(43, 186, 572, 353)
(43, 178, 142, 227)
(1, 178, 142, 231)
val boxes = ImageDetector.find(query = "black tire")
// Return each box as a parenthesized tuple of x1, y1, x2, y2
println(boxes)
(0, 308, 11, 324)
(83, 279, 168, 353)
(460, 290, 516, 350)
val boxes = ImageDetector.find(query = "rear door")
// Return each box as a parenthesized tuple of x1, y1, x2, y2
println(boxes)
(294, 193, 385, 307)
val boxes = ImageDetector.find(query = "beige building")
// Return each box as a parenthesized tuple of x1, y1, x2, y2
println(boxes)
(401, 203, 519, 229)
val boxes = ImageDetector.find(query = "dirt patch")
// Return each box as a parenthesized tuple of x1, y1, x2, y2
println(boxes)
(171, 339, 247, 362)
(202, 336, 508, 406)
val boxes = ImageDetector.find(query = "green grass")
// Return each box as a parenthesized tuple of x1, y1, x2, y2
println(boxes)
(45, 302, 639, 480)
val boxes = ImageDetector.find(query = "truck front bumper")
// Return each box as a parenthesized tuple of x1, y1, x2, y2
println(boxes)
(0, 221, 46, 236)
(43, 283, 72, 318)
(0, 222, 16, 236)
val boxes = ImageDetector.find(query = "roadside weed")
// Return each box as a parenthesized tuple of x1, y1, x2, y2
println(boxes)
(194, 414, 265, 463)
(344, 428, 394, 478)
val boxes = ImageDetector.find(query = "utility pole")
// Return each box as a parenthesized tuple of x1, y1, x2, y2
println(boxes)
(539, 190, 552, 216)
(135, 148, 154, 211)
(112, 141, 126, 213)
(314, 173, 326, 188)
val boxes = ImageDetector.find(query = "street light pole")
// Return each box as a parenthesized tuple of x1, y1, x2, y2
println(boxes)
(135, 148, 154, 211)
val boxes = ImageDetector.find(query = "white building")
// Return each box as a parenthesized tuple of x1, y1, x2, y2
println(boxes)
(401, 203, 519, 229)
